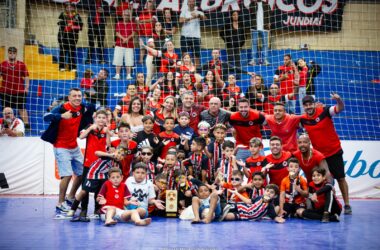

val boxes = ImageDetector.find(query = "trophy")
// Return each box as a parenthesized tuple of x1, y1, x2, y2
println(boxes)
(165, 190, 178, 217)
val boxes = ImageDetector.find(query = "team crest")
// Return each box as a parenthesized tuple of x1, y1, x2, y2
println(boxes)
(283, 161, 288, 166)
(115, 194, 119, 199)
(249, 121, 253, 126)
(315, 117, 320, 122)
(257, 162, 261, 166)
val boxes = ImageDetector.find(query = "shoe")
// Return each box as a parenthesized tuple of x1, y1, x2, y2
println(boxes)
(113, 74, 120, 80)
(65, 198, 74, 207)
(218, 204, 232, 222)
(56, 204, 69, 213)
(248, 60, 256, 66)
(70, 216, 91, 222)
(321, 212, 330, 223)
(59, 68, 66, 72)
(71, 69, 77, 73)
(263, 60, 270, 66)
(126, 74, 133, 80)
(344, 205, 352, 215)
(66, 210, 75, 217)
(330, 213, 340, 222)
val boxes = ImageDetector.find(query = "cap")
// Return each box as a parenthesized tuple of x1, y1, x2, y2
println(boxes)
(147, 38, 154, 44)
(302, 95, 315, 105)
(8, 47, 17, 53)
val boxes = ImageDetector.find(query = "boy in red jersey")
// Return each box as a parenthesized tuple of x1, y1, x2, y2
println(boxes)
(158, 117, 180, 159)
(297, 167, 342, 222)
(300, 94, 351, 214)
(278, 158, 308, 218)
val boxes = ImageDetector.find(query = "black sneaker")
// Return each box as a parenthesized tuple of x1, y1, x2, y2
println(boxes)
(344, 205, 352, 215)
(321, 212, 330, 223)
(218, 204, 232, 222)
(330, 214, 340, 222)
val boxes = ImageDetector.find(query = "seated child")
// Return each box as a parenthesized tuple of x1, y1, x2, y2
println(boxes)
(219, 184, 285, 223)
(279, 158, 308, 218)
(219, 170, 250, 203)
(177, 174, 197, 210)
(123, 162, 165, 225)
(297, 167, 342, 222)
(247, 171, 266, 199)
(149, 173, 168, 216)
(191, 184, 222, 224)
(174, 111, 195, 152)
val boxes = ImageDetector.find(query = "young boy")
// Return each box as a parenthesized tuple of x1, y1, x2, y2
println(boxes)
(248, 172, 266, 199)
(177, 174, 197, 210)
(205, 124, 227, 173)
(297, 167, 342, 222)
(174, 111, 195, 152)
(96, 167, 133, 226)
(160, 152, 180, 190)
(134, 115, 161, 159)
(158, 117, 180, 159)
(139, 145, 155, 182)
(123, 162, 166, 225)
(220, 170, 250, 203)
(220, 184, 285, 223)
(279, 158, 308, 218)
(215, 140, 237, 183)
(191, 184, 222, 224)
(183, 137, 211, 183)
(149, 173, 167, 216)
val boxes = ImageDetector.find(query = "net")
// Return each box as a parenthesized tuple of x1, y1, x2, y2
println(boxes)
(0, 0, 378, 140)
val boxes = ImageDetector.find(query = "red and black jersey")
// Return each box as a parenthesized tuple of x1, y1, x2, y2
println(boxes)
(293, 149, 325, 182)
(116, 95, 132, 115)
(87, 158, 118, 180)
(300, 106, 342, 157)
(137, 85, 149, 103)
(0, 60, 29, 94)
(265, 151, 292, 187)
(264, 94, 287, 115)
(229, 110, 265, 147)
(111, 139, 138, 181)
(250, 187, 265, 199)
(152, 109, 176, 135)
(177, 104, 205, 134)
(207, 139, 224, 169)
(160, 52, 178, 73)
(146, 162, 156, 182)
(308, 181, 341, 210)
(83, 126, 108, 168)
(184, 152, 211, 181)
(158, 131, 180, 159)
(246, 155, 268, 184)
(98, 180, 131, 210)
(217, 157, 234, 183)
(275, 65, 295, 98)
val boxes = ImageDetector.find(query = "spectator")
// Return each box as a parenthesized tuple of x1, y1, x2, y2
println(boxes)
(150, 72, 177, 100)
(246, 74, 268, 111)
(297, 58, 308, 113)
(153, 21, 166, 51)
(146, 88, 162, 112)
(152, 95, 178, 134)
(136, 0, 157, 64)
(121, 96, 144, 134)
(83, 0, 111, 64)
(145, 38, 157, 86)
(80, 69, 94, 90)
(177, 90, 205, 134)
(57, 2, 83, 72)
(306, 60, 321, 98)
(135, 72, 150, 103)
(161, 8, 177, 40)
(219, 11, 246, 68)
(196, 70, 224, 108)
(113, 84, 138, 121)
(224, 74, 242, 104)
(113, 9, 137, 80)
(200, 97, 230, 132)
(263, 83, 297, 115)
(249, 0, 271, 66)
(0, 47, 30, 128)
(88, 68, 109, 107)
(179, 0, 206, 68)
(274, 54, 299, 114)
(0, 107, 25, 137)
(177, 53, 202, 85)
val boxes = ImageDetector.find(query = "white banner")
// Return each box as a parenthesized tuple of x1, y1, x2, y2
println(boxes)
(1, 138, 379, 198)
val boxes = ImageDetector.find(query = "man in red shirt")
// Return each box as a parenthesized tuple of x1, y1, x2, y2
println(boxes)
(177, 91, 205, 134)
(300, 94, 352, 214)
(265, 102, 301, 153)
(229, 98, 265, 161)
(0, 47, 30, 128)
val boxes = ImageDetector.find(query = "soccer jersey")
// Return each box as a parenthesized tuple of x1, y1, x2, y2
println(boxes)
(115, 95, 133, 115)
(111, 139, 138, 180)
(160, 52, 178, 73)
(98, 180, 131, 210)
(115, 21, 136, 48)
(308, 181, 341, 210)
(293, 149, 325, 182)
(217, 157, 234, 183)
(158, 131, 180, 159)
(83, 126, 108, 168)
(275, 65, 296, 98)
(236, 196, 277, 220)
(185, 152, 211, 181)
(0, 60, 29, 94)
(266, 151, 292, 187)
(137, 85, 149, 103)
(280, 175, 308, 204)
(229, 110, 265, 147)
(245, 155, 267, 183)
(300, 106, 342, 157)
(222, 183, 250, 202)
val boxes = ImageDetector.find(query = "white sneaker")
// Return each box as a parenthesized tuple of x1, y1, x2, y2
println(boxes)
(71, 69, 77, 72)
(59, 68, 66, 72)
(249, 60, 256, 66)
(113, 74, 120, 80)
(126, 74, 133, 80)
(263, 60, 270, 66)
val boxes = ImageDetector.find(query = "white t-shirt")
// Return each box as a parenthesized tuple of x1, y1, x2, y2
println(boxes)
(0, 118, 25, 136)
(180, 8, 204, 38)
(256, 2, 264, 31)
(126, 176, 156, 209)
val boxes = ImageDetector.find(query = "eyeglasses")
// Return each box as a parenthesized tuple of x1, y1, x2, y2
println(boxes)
(231, 178, 241, 182)
(141, 152, 152, 156)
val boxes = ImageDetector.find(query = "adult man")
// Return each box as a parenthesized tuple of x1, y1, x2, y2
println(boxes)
(0, 107, 25, 137)
(177, 91, 205, 133)
(179, 0, 206, 68)
(201, 49, 253, 81)
(300, 94, 352, 214)
(87, 68, 109, 106)
(274, 54, 299, 114)
(200, 97, 230, 133)
(0, 47, 30, 128)
(264, 102, 301, 153)
(42, 88, 95, 217)
(229, 98, 265, 161)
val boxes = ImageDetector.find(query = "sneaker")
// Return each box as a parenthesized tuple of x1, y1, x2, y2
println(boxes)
(330, 213, 340, 222)
(89, 214, 100, 220)
(66, 210, 75, 217)
(321, 212, 330, 223)
(71, 69, 77, 73)
(126, 74, 133, 80)
(263, 59, 270, 66)
(113, 74, 120, 80)
(59, 68, 66, 72)
(56, 204, 69, 213)
(248, 60, 256, 66)
(70, 216, 90, 222)
(344, 205, 352, 215)
(65, 198, 74, 207)
(218, 204, 232, 222)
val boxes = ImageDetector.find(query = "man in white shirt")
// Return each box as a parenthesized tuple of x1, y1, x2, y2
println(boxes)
(179, 0, 206, 68)
(0, 107, 25, 137)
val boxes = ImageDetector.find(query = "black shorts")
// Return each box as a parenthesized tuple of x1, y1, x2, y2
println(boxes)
(325, 150, 345, 180)
(180, 36, 201, 58)
(82, 178, 106, 193)
(81, 167, 90, 190)
(0, 92, 27, 110)
(283, 203, 306, 217)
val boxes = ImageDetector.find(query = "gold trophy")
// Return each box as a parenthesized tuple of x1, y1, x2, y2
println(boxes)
(165, 190, 178, 217)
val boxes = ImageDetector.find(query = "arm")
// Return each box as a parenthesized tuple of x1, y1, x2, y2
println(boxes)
(331, 93, 344, 113)
(319, 159, 333, 183)
(24, 77, 30, 94)
(229, 189, 252, 204)
(79, 124, 97, 139)
(278, 191, 286, 216)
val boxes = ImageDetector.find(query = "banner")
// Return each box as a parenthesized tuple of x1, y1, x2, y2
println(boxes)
(0, 138, 379, 197)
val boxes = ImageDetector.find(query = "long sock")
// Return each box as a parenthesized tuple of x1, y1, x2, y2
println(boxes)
(71, 199, 80, 211)
(81, 193, 89, 212)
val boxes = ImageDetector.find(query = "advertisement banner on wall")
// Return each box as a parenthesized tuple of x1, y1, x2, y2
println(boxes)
(0, 138, 379, 198)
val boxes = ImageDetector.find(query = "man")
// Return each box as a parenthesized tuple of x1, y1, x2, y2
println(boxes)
(87, 68, 109, 106)
(300, 94, 352, 214)
(177, 91, 205, 133)
(264, 102, 301, 153)
(201, 49, 253, 81)
(200, 97, 230, 133)
(263, 83, 297, 115)
(0, 107, 25, 137)
(229, 98, 265, 161)
(0, 47, 30, 128)
(179, 0, 206, 68)
(42, 88, 95, 217)
(274, 54, 299, 114)
(113, 84, 138, 121)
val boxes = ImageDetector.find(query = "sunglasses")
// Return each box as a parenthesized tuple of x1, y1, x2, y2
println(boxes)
(253, 178, 263, 181)
(231, 178, 241, 182)
(141, 152, 152, 156)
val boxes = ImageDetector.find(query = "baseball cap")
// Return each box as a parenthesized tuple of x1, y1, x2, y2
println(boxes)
(8, 47, 17, 53)
(302, 95, 315, 105)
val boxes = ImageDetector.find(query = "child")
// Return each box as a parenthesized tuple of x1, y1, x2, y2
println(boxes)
(80, 68, 94, 90)
(220, 184, 285, 223)
(215, 140, 237, 183)
(67, 110, 109, 221)
(177, 174, 197, 210)
(173, 111, 195, 152)
(191, 184, 222, 224)
(205, 124, 227, 171)
(149, 173, 167, 216)
(123, 162, 166, 225)
(219, 170, 250, 203)
(176, 149, 186, 162)
(183, 137, 211, 183)
(279, 158, 308, 218)
(158, 117, 180, 159)
(297, 167, 342, 222)
(134, 115, 161, 159)
(159, 152, 180, 190)
(139, 145, 155, 182)
(96, 167, 133, 226)
(248, 172, 266, 199)
(197, 121, 211, 145)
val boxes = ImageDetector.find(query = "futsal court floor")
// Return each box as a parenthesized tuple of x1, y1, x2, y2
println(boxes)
(0, 196, 379, 250)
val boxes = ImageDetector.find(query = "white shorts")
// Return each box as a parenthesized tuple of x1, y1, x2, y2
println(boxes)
(113, 46, 134, 67)
(100, 206, 125, 222)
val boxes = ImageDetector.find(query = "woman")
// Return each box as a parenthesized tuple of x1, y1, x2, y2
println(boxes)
(152, 95, 177, 134)
(146, 88, 162, 113)
(141, 39, 179, 74)
(151, 72, 177, 100)
(246, 74, 268, 111)
(121, 96, 144, 134)
(105, 107, 117, 136)
(57, 2, 83, 72)
(161, 8, 177, 40)
(135, 72, 149, 103)
(196, 70, 224, 108)
(177, 53, 201, 84)
(297, 58, 309, 113)
(219, 11, 245, 68)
